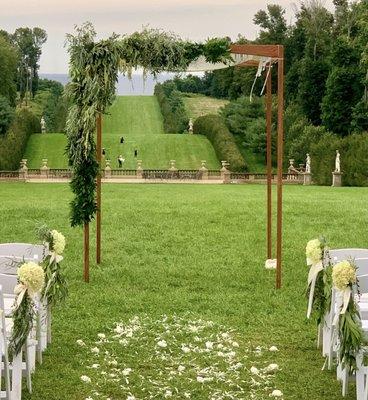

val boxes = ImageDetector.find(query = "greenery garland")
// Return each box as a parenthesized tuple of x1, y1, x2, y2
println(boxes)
(65, 23, 233, 227)
(36, 224, 68, 306)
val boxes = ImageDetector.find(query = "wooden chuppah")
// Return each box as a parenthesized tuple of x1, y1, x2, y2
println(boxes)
(91, 43, 285, 288)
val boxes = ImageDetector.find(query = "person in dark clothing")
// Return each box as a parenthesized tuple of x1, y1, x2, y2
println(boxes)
(118, 155, 124, 168)
(134, 149, 138, 157)
(102, 148, 106, 156)
(120, 136, 124, 144)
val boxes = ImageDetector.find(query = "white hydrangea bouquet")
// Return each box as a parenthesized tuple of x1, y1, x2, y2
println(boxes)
(332, 260, 362, 371)
(306, 237, 333, 323)
(36, 224, 68, 307)
(10, 262, 45, 357)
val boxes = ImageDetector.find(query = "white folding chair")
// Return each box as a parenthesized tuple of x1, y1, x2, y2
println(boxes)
(0, 244, 46, 263)
(0, 286, 11, 399)
(330, 249, 368, 263)
(0, 255, 48, 360)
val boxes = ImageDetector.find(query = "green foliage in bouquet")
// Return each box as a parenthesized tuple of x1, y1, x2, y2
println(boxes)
(9, 293, 35, 358)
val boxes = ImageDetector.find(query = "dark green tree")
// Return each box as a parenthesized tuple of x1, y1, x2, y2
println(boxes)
(253, 4, 288, 44)
(0, 35, 18, 106)
(12, 27, 47, 100)
(321, 38, 363, 135)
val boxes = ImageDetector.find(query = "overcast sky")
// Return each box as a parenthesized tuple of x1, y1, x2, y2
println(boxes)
(1, 0, 334, 74)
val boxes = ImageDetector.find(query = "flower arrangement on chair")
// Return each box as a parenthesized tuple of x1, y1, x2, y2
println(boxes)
(306, 237, 333, 324)
(36, 224, 68, 307)
(10, 262, 45, 356)
(332, 259, 363, 372)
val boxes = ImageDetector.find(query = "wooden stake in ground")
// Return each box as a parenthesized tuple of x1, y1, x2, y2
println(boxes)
(266, 65, 272, 261)
(96, 113, 102, 265)
(84, 222, 90, 282)
(276, 45, 284, 289)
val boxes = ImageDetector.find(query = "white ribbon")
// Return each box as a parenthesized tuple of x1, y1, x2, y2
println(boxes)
(49, 252, 63, 266)
(13, 283, 27, 310)
(340, 287, 352, 315)
(307, 261, 323, 319)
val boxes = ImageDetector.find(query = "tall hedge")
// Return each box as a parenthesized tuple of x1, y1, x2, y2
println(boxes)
(0, 108, 40, 170)
(154, 82, 188, 133)
(193, 114, 246, 172)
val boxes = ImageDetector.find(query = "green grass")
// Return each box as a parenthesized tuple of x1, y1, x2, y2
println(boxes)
(24, 96, 220, 170)
(183, 93, 229, 120)
(0, 183, 366, 399)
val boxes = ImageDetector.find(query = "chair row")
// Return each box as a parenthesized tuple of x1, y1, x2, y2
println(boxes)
(320, 248, 368, 400)
(0, 243, 49, 400)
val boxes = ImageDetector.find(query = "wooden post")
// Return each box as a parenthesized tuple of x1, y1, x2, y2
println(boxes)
(96, 113, 102, 264)
(276, 46, 284, 289)
(84, 222, 90, 283)
(266, 65, 272, 260)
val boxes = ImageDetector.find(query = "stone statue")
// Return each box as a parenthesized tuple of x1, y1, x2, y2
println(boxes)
(306, 153, 311, 174)
(41, 116, 46, 134)
(335, 150, 341, 173)
(188, 118, 193, 133)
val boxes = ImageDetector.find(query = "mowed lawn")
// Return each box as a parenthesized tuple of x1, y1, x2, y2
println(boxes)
(24, 96, 220, 170)
(1, 183, 367, 399)
(183, 94, 229, 120)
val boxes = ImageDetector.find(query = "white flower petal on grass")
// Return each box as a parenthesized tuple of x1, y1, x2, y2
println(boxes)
(181, 345, 190, 353)
(269, 346, 279, 352)
(127, 396, 136, 400)
(81, 375, 91, 383)
(164, 390, 172, 397)
(231, 341, 239, 347)
(85, 397, 93, 400)
(77, 339, 86, 347)
(97, 333, 106, 339)
(178, 365, 186, 372)
(264, 364, 279, 373)
(91, 364, 100, 369)
(122, 368, 132, 376)
(270, 389, 283, 397)
(205, 341, 213, 350)
(91, 347, 100, 354)
(157, 339, 167, 348)
(250, 366, 259, 375)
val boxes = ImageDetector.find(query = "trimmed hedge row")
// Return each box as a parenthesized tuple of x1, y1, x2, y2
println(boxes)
(0, 108, 40, 170)
(193, 114, 246, 172)
(311, 133, 368, 186)
(154, 82, 188, 133)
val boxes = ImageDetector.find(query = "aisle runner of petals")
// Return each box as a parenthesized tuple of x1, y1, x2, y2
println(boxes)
(77, 315, 282, 400)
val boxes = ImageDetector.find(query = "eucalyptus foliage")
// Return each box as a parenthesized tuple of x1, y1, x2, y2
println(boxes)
(66, 23, 232, 226)
(9, 294, 35, 358)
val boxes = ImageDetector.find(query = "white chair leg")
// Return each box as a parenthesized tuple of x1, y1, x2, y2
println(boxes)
(11, 351, 22, 400)
(25, 344, 32, 393)
(47, 306, 52, 345)
(36, 312, 42, 364)
(341, 366, 349, 396)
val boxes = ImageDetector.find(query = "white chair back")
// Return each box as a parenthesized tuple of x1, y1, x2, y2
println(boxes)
(329, 248, 368, 263)
(0, 256, 26, 275)
(0, 274, 17, 295)
(356, 258, 368, 277)
(0, 243, 47, 262)
(357, 275, 368, 295)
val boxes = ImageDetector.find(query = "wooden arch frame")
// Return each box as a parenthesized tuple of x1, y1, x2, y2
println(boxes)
(91, 43, 285, 289)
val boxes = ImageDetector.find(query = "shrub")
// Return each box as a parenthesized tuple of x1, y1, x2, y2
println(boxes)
(340, 133, 368, 187)
(0, 96, 15, 135)
(154, 83, 188, 133)
(0, 108, 40, 170)
(193, 114, 246, 172)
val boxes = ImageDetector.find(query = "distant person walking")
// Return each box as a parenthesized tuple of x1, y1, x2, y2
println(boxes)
(134, 149, 138, 158)
(117, 155, 125, 168)
(102, 148, 106, 157)
(120, 136, 124, 144)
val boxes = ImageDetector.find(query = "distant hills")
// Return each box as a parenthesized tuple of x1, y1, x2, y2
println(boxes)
(40, 73, 178, 96)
